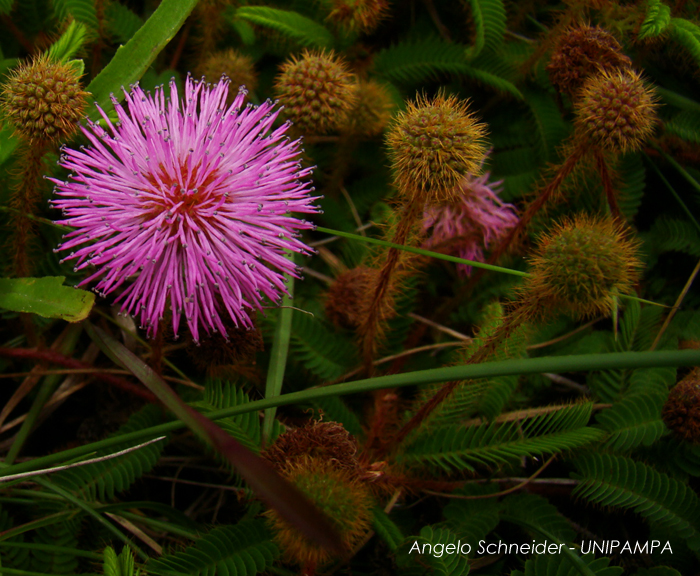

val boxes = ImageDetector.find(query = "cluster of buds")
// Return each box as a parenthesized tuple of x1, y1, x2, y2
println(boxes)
(547, 24, 658, 154)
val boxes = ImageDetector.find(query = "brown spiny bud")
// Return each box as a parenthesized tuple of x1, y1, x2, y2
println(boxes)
(264, 420, 359, 473)
(326, 266, 395, 330)
(266, 457, 373, 567)
(573, 68, 658, 154)
(343, 79, 395, 136)
(386, 93, 488, 204)
(274, 50, 357, 135)
(663, 368, 700, 443)
(547, 25, 632, 97)
(197, 48, 258, 95)
(1, 55, 88, 143)
(326, 0, 391, 34)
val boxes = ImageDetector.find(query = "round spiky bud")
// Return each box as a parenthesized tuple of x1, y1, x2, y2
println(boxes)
(326, 0, 390, 34)
(547, 25, 632, 96)
(1, 55, 88, 143)
(196, 48, 258, 95)
(325, 266, 394, 330)
(343, 80, 395, 136)
(520, 214, 642, 319)
(266, 457, 373, 567)
(274, 50, 357, 135)
(663, 368, 700, 443)
(574, 68, 658, 154)
(386, 93, 488, 204)
(265, 420, 359, 473)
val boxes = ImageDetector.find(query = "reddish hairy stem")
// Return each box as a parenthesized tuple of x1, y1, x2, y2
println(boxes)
(359, 201, 421, 374)
(0, 347, 157, 402)
(594, 149, 621, 221)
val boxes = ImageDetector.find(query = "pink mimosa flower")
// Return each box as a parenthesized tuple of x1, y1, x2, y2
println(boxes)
(51, 76, 318, 342)
(423, 171, 518, 276)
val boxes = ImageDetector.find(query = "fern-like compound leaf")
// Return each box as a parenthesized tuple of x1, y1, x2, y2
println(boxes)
(573, 453, 700, 550)
(670, 18, 700, 70)
(233, 6, 334, 49)
(146, 519, 279, 576)
(397, 526, 470, 576)
(639, 0, 672, 40)
(104, 2, 144, 44)
(52, 0, 98, 29)
(595, 391, 668, 452)
(401, 402, 603, 473)
(665, 110, 700, 144)
(463, 0, 507, 60)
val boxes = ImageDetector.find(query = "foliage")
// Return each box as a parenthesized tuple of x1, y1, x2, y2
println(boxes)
(1, 0, 700, 575)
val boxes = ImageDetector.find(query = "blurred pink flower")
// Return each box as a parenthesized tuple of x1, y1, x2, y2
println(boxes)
(423, 171, 518, 276)
(52, 76, 318, 342)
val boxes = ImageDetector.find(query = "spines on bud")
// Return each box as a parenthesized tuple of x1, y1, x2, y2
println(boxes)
(573, 68, 658, 154)
(1, 54, 88, 143)
(274, 49, 357, 135)
(386, 93, 488, 205)
(343, 79, 395, 137)
(196, 48, 258, 96)
(325, 0, 391, 34)
(519, 214, 642, 319)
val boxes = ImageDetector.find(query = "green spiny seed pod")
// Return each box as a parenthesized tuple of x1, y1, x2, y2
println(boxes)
(386, 93, 488, 204)
(574, 68, 658, 154)
(266, 457, 373, 567)
(663, 368, 700, 443)
(343, 79, 395, 136)
(547, 24, 632, 97)
(196, 48, 258, 95)
(1, 54, 88, 143)
(274, 49, 357, 135)
(520, 214, 642, 319)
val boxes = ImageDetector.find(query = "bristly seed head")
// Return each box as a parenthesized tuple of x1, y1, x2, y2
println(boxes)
(1, 54, 88, 143)
(573, 68, 658, 154)
(663, 368, 700, 444)
(325, 0, 391, 34)
(519, 213, 642, 319)
(274, 49, 357, 136)
(196, 48, 258, 97)
(386, 93, 488, 205)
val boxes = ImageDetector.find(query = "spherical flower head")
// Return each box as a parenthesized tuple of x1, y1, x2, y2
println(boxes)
(274, 50, 357, 136)
(574, 68, 658, 154)
(521, 214, 642, 319)
(386, 93, 488, 204)
(423, 170, 518, 276)
(343, 79, 395, 137)
(547, 24, 631, 96)
(663, 368, 700, 443)
(1, 54, 88, 143)
(196, 48, 258, 96)
(326, 0, 391, 34)
(51, 76, 319, 343)
(266, 457, 373, 567)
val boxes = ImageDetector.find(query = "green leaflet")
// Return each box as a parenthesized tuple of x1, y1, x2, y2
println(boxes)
(0, 276, 95, 322)
(372, 508, 404, 552)
(572, 453, 700, 550)
(502, 492, 575, 543)
(51, 0, 97, 29)
(595, 390, 668, 452)
(665, 110, 700, 144)
(146, 519, 279, 576)
(400, 402, 603, 473)
(639, 0, 672, 40)
(231, 6, 335, 49)
(51, 405, 168, 501)
(104, 2, 144, 45)
(670, 18, 700, 70)
(463, 0, 507, 60)
(103, 547, 137, 576)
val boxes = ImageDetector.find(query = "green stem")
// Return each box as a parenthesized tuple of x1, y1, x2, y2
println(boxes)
(315, 226, 529, 277)
(263, 255, 295, 447)
(1, 348, 699, 480)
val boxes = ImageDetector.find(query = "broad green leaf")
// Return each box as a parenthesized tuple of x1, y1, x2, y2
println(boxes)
(86, 0, 199, 119)
(0, 276, 94, 321)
